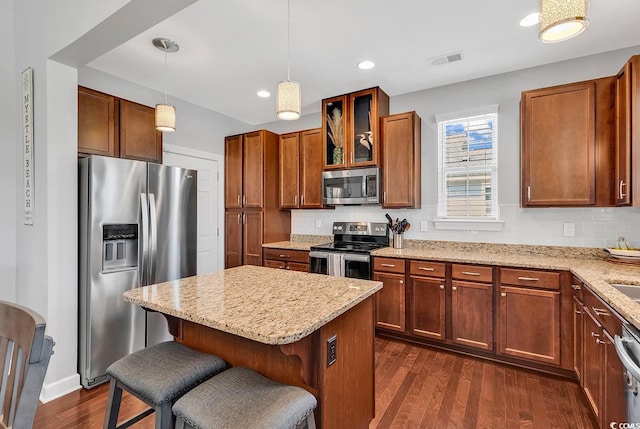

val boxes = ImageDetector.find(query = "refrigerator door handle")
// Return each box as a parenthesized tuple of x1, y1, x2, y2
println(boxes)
(140, 193, 149, 286)
(149, 193, 158, 284)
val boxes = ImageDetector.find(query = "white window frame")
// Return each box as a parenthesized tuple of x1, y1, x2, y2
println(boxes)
(434, 105, 503, 231)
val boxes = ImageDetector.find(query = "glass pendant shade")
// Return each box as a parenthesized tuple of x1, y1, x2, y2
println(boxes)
(539, 0, 589, 43)
(276, 80, 301, 120)
(155, 104, 176, 132)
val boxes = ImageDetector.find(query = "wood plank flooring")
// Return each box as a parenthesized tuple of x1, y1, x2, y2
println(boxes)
(34, 337, 597, 428)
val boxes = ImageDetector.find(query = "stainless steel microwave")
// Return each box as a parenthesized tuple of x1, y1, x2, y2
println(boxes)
(322, 167, 381, 205)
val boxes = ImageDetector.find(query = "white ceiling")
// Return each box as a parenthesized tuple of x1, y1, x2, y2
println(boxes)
(88, 0, 640, 125)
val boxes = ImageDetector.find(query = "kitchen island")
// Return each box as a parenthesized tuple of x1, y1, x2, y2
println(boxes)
(123, 265, 382, 429)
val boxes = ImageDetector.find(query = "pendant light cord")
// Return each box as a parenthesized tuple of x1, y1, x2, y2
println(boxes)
(287, 0, 291, 81)
(163, 40, 168, 104)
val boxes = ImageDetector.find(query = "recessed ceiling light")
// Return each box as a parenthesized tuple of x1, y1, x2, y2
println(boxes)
(520, 12, 541, 27)
(257, 90, 271, 98)
(357, 60, 375, 70)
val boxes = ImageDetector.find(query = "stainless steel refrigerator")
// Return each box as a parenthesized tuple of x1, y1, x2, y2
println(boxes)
(78, 155, 197, 389)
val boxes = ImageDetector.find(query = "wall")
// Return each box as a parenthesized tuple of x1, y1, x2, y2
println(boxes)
(259, 46, 640, 248)
(79, 66, 249, 156)
(0, 0, 16, 302)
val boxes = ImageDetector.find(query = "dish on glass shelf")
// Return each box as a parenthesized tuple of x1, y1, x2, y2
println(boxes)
(605, 248, 640, 260)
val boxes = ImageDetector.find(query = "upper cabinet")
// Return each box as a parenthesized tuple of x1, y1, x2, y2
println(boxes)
(279, 128, 324, 209)
(521, 77, 615, 207)
(381, 112, 422, 209)
(615, 55, 640, 206)
(323, 87, 389, 169)
(78, 86, 162, 163)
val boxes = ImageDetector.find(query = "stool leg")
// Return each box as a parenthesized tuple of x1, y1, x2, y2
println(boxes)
(155, 401, 173, 429)
(103, 379, 123, 429)
(306, 411, 316, 429)
(175, 417, 185, 429)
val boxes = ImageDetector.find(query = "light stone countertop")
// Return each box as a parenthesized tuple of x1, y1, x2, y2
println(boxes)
(123, 265, 382, 345)
(262, 241, 319, 251)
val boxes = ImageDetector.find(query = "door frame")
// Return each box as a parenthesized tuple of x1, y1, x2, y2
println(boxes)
(163, 143, 225, 272)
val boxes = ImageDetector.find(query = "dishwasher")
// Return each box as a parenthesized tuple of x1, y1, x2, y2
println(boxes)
(615, 323, 640, 423)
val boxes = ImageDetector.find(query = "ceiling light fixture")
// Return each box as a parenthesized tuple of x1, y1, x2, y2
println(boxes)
(357, 60, 375, 70)
(257, 90, 271, 98)
(276, 0, 301, 120)
(539, 0, 589, 43)
(520, 12, 540, 27)
(153, 37, 179, 132)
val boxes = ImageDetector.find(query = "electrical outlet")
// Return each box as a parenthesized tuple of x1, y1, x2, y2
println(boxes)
(420, 220, 429, 232)
(315, 219, 322, 229)
(563, 222, 576, 237)
(327, 335, 337, 367)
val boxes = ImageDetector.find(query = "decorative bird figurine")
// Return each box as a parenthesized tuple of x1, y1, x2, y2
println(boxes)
(358, 133, 370, 150)
(365, 131, 373, 147)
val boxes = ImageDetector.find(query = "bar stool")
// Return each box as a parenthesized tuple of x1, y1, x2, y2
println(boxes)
(104, 341, 227, 429)
(173, 366, 317, 429)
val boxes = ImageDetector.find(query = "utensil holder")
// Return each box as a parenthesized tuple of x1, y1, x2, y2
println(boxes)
(392, 232, 403, 249)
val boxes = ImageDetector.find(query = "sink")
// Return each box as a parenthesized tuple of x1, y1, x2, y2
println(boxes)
(610, 284, 640, 302)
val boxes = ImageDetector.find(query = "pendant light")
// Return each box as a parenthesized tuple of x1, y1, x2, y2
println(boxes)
(276, 0, 301, 120)
(539, 0, 589, 43)
(153, 37, 179, 132)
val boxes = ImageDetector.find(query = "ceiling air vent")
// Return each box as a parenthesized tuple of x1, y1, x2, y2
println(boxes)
(430, 51, 463, 66)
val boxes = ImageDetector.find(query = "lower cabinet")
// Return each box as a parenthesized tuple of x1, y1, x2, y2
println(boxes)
(225, 210, 264, 268)
(452, 280, 493, 350)
(263, 248, 309, 272)
(373, 258, 406, 333)
(409, 260, 446, 341)
(573, 295, 584, 384)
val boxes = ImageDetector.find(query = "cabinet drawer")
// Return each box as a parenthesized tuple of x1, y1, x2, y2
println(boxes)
(409, 260, 445, 278)
(571, 276, 585, 301)
(499, 268, 559, 290)
(373, 257, 405, 274)
(451, 264, 493, 283)
(584, 287, 623, 336)
(263, 248, 309, 263)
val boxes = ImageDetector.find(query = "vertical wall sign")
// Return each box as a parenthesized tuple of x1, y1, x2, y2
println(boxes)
(22, 67, 34, 225)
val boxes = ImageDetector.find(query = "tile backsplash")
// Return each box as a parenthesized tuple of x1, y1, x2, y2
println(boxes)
(291, 204, 640, 249)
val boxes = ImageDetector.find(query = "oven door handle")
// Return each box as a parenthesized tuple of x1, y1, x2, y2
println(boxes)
(615, 334, 640, 381)
(309, 251, 330, 259)
(342, 254, 371, 263)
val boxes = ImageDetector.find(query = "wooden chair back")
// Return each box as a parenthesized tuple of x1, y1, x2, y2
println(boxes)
(0, 300, 54, 429)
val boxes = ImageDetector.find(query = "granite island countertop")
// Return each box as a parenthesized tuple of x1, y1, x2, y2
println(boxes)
(123, 265, 382, 345)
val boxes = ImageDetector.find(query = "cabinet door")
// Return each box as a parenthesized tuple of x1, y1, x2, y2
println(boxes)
(287, 262, 309, 273)
(323, 95, 348, 169)
(243, 211, 263, 266)
(381, 112, 421, 208)
(616, 62, 632, 205)
(521, 82, 595, 206)
(498, 286, 560, 364)
(299, 129, 324, 208)
(573, 296, 584, 384)
(452, 280, 493, 351)
(348, 88, 378, 167)
(602, 330, 625, 428)
(410, 275, 445, 341)
(225, 135, 243, 209)
(279, 133, 300, 208)
(119, 100, 162, 163)
(373, 272, 406, 332)
(582, 310, 602, 421)
(224, 211, 243, 268)
(264, 260, 285, 269)
(78, 86, 118, 156)
(243, 132, 264, 208)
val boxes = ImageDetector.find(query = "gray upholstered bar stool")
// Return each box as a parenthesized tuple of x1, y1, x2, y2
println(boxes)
(104, 341, 227, 429)
(173, 366, 317, 429)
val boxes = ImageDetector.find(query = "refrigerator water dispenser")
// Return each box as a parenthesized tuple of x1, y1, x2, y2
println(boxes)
(102, 224, 138, 272)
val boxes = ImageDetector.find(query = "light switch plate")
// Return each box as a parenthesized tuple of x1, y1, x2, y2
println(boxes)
(563, 222, 576, 237)
(420, 220, 429, 232)
(315, 219, 322, 229)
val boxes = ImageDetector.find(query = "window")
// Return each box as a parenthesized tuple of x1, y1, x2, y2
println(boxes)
(436, 105, 499, 222)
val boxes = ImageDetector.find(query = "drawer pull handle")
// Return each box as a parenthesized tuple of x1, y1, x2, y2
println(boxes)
(501, 292, 507, 297)
(518, 276, 539, 282)
(592, 307, 609, 317)
(575, 309, 582, 314)
(596, 338, 605, 345)
(571, 284, 582, 290)
(461, 271, 480, 276)
(591, 332, 600, 338)
(399, 280, 404, 284)
(452, 286, 457, 291)
(440, 285, 445, 290)
(381, 263, 396, 268)
(279, 254, 290, 258)
(419, 267, 435, 271)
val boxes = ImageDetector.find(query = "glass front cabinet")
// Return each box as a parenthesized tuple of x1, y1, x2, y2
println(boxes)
(322, 87, 389, 169)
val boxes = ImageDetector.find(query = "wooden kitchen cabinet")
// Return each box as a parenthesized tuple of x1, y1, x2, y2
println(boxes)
(381, 112, 422, 208)
(498, 268, 560, 365)
(521, 77, 615, 207)
(78, 87, 162, 162)
(323, 87, 389, 169)
(615, 55, 640, 206)
(583, 309, 603, 422)
(373, 257, 406, 333)
(263, 248, 309, 272)
(119, 99, 163, 163)
(573, 295, 584, 384)
(451, 264, 494, 351)
(279, 129, 324, 209)
(224, 130, 291, 268)
(409, 261, 446, 341)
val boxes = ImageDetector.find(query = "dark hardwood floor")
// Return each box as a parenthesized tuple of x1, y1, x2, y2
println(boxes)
(34, 338, 597, 428)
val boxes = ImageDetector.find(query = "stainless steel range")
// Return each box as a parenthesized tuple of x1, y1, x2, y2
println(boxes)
(309, 221, 389, 279)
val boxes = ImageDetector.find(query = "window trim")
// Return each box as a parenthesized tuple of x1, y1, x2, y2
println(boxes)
(436, 105, 500, 225)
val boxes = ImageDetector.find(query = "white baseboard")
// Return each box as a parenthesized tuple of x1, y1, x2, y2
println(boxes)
(39, 373, 81, 403)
